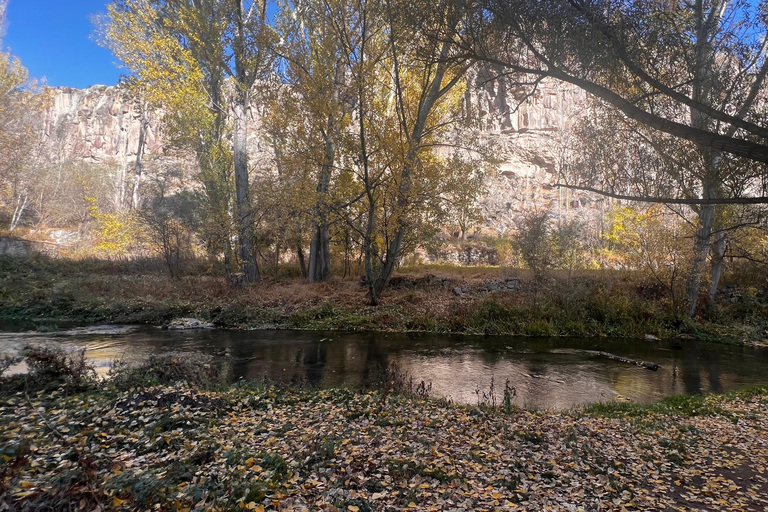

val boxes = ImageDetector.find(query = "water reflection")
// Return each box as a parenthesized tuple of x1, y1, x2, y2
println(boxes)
(0, 327, 765, 409)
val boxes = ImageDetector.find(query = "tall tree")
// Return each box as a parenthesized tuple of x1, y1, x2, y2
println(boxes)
(463, 0, 768, 315)
(371, 0, 472, 297)
(229, 0, 275, 283)
(272, 0, 356, 281)
(268, 0, 484, 299)
(0, 52, 49, 232)
(101, 0, 275, 283)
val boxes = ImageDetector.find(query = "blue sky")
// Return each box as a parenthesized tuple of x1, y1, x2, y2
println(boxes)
(3, 0, 122, 88)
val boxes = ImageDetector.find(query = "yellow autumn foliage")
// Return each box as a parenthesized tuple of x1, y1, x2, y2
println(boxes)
(87, 198, 143, 256)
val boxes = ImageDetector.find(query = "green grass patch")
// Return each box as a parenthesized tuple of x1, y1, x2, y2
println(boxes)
(581, 386, 768, 419)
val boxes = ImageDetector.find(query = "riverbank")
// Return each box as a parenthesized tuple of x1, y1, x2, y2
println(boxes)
(2, 366, 767, 511)
(1, 255, 767, 345)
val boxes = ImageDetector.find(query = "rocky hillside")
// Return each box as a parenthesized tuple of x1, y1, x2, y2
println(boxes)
(38, 85, 162, 166)
(463, 70, 604, 236)
(34, 73, 602, 237)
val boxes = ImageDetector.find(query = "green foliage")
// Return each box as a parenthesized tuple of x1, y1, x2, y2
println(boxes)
(578, 388, 768, 420)
(0, 52, 51, 232)
(603, 205, 693, 312)
(553, 217, 590, 276)
(480, 236, 515, 265)
(512, 212, 593, 279)
(288, 301, 377, 331)
(467, 299, 522, 335)
(138, 190, 202, 278)
(513, 211, 554, 277)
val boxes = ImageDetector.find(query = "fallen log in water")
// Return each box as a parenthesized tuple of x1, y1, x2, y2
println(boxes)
(598, 351, 660, 371)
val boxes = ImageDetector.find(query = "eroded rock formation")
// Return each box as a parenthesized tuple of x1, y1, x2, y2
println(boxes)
(38, 85, 161, 165)
(463, 69, 604, 237)
(36, 74, 602, 241)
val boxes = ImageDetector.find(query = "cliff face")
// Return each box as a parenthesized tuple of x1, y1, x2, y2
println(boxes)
(463, 70, 604, 237)
(37, 76, 600, 237)
(38, 85, 162, 166)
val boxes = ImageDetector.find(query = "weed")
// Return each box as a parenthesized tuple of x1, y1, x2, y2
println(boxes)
(0, 345, 98, 394)
(368, 362, 432, 398)
(107, 353, 220, 390)
(475, 376, 518, 412)
(503, 378, 517, 413)
(261, 452, 290, 481)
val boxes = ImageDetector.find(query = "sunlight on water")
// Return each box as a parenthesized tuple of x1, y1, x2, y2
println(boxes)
(1, 326, 766, 409)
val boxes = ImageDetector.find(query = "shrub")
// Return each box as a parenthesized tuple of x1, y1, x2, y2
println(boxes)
(107, 353, 221, 390)
(513, 211, 554, 279)
(138, 192, 202, 279)
(603, 205, 693, 313)
(1, 345, 98, 393)
(367, 362, 432, 398)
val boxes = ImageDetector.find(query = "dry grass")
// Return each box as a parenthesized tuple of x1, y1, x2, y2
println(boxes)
(2, 254, 767, 343)
(397, 263, 505, 281)
(240, 277, 363, 311)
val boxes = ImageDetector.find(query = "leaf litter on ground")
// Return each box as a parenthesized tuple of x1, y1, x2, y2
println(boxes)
(1, 383, 767, 511)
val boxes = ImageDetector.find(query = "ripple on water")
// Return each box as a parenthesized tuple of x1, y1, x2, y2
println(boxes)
(1, 327, 767, 408)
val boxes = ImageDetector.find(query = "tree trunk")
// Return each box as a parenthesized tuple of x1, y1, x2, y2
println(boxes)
(131, 111, 148, 209)
(356, 24, 378, 305)
(707, 228, 726, 308)
(117, 131, 130, 210)
(231, 0, 260, 284)
(10, 193, 27, 232)
(372, 130, 418, 297)
(297, 240, 307, 278)
(307, 63, 341, 282)
(233, 85, 260, 283)
(308, 135, 333, 282)
(364, 198, 379, 306)
(372, 29, 460, 297)
(275, 239, 281, 273)
(373, 208, 408, 297)
(686, 203, 715, 317)
(308, 225, 331, 281)
(224, 250, 233, 282)
(685, 5, 719, 317)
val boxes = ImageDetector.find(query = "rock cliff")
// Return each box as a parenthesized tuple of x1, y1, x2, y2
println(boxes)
(38, 85, 162, 166)
(463, 69, 605, 237)
(35, 74, 602, 238)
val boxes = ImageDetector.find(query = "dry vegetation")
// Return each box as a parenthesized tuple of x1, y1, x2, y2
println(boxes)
(1, 254, 767, 345)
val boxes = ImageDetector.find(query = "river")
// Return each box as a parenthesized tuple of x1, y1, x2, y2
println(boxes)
(1, 325, 766, 409)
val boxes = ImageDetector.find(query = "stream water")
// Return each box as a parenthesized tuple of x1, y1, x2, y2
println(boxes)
(1, 325, 766, 409)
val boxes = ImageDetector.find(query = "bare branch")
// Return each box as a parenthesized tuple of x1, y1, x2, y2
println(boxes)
(556, 183, 768, 205)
